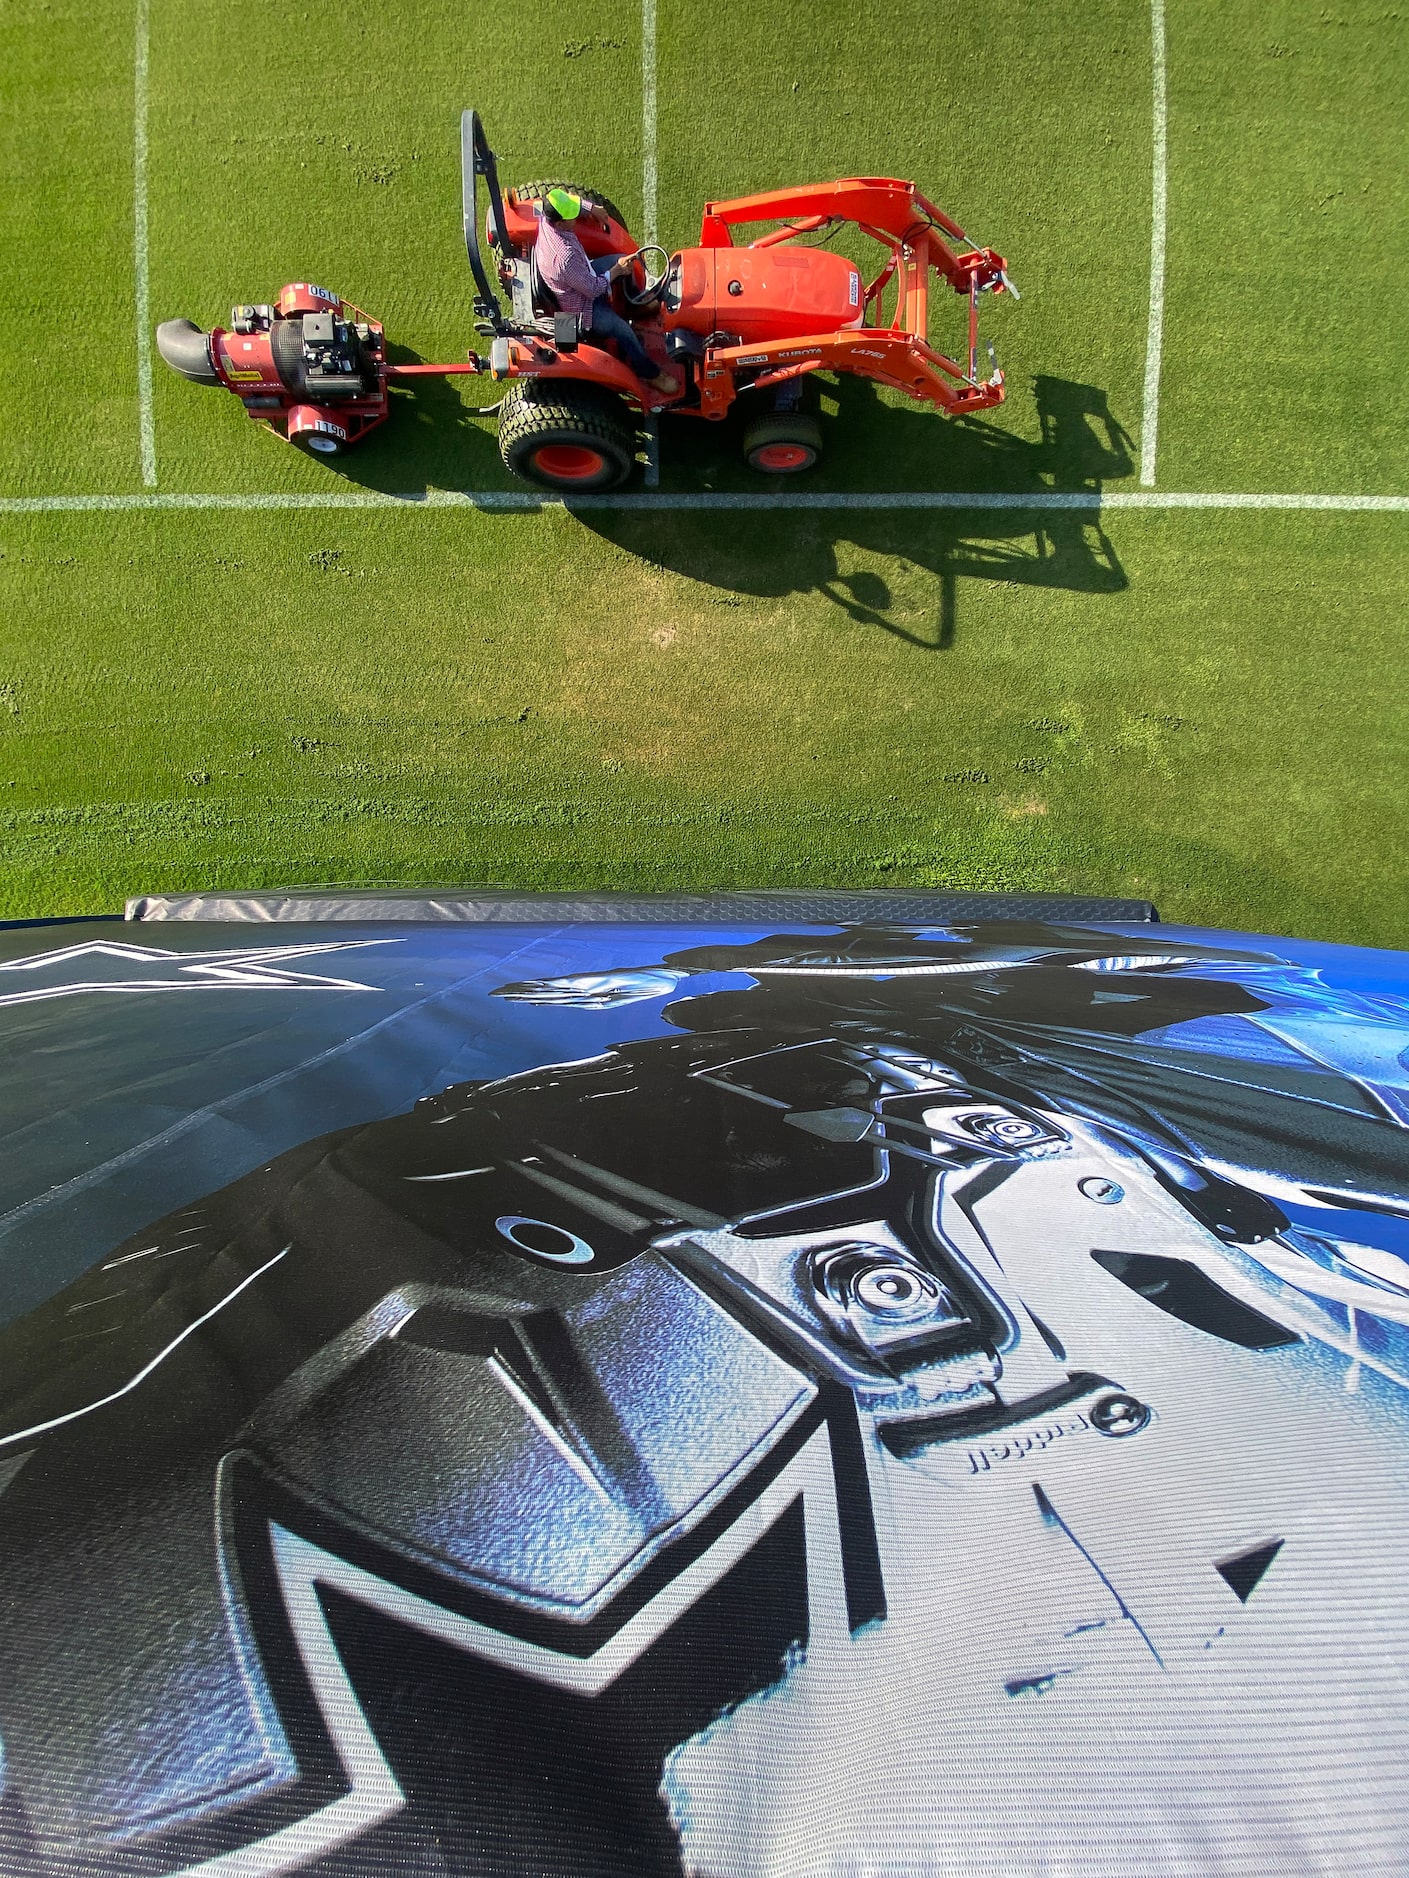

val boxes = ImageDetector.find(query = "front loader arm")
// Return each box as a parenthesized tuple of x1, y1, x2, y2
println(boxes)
(702, 329, 1004, 416)
(698, 177, 1008, 296)
(700, 178, 920, 245)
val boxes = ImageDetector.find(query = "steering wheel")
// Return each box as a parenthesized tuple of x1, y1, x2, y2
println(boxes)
(620, 245, 671, 309)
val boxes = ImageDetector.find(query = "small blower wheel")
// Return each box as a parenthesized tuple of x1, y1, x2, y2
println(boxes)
(742, 412, 823, 474)
(286, 407, 348, 458)
(292, 432, 344, 457)
(498, 380, 637, 492)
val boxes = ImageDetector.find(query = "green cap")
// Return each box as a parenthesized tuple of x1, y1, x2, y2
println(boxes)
(546, 187, 582, 220)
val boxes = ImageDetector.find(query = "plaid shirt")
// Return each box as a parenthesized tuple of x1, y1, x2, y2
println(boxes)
(533, 213, 610, 317)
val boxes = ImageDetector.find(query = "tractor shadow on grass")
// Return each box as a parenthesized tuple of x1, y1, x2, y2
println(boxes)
(581, 374, 1133, 651)
(318, 343, 510, 491)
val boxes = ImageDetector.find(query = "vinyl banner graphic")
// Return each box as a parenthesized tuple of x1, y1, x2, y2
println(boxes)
(2, 916, 1408, 1876)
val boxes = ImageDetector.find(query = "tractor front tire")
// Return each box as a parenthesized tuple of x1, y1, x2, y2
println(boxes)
(743, 413, 822, 473)
(498, 380, 637, 492)
(742, 413, 822, 475)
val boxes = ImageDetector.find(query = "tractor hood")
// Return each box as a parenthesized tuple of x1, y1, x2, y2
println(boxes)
(663, 244, 864, 344)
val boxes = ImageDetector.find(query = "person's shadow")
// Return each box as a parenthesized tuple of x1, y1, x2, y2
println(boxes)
(576, 374, 1134, 649)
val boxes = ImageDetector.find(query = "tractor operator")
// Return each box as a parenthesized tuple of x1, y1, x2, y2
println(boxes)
(536, 188, 680, 396)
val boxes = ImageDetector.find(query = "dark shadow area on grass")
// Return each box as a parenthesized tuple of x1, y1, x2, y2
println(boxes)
(312, 342, 513, 493)
(303, 361, 1135, 654)
(577, 375, 1133, 650)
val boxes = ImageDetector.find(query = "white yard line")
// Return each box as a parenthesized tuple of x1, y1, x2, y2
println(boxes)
(133, 0, 157, 488)
(69, 0, 1374, 523)
(639, 4, 660, 478)
(1140, 0, 1169, 487)
(641, 0, 658, 245)
(1, 490, 1407, 516)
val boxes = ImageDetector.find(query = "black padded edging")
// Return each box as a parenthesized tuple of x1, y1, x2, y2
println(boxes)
(0, 914, 120, 930)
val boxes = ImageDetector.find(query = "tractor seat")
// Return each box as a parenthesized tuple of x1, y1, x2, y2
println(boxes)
(528, 246, 559, 317)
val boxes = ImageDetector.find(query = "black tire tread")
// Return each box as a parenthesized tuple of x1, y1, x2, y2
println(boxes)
(498, 379, 636, 490)
(742, 411, 823, 471)
(512, 179, 629, 232)
(742, 412, 823, 453)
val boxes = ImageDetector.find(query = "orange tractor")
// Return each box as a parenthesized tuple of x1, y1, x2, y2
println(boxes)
(157, 111, 1017, 492)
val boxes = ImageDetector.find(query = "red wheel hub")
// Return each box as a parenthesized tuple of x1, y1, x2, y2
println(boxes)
(753, 442, 812, 471)
(533, 444, 606, 481)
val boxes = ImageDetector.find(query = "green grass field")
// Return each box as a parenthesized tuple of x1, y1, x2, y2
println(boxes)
(1, 0, 1405, 941)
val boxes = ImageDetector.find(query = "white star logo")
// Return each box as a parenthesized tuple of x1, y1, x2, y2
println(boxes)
(0, 938, 399, 1009)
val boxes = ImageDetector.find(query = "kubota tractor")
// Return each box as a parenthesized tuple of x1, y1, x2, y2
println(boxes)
(157, 112, 1016, 492)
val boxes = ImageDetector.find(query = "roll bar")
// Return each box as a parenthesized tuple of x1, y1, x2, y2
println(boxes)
(461, 110, 512, 330)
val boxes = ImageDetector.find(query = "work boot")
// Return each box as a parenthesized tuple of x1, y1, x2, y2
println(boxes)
(650, 371, 681, 396)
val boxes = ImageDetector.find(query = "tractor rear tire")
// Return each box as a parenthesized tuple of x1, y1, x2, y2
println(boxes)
(742, 413, 823, 474)
(498, 380, 637, 492)
(512, 179, 628, 231)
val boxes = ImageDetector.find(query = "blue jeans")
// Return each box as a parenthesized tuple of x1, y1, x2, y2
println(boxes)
(588, 255, 658, 381)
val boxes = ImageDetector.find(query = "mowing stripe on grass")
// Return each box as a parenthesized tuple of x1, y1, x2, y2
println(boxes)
(133, 0, 156, 489)
(1140, 0, 1168, 488)
(641, 0, 658, 245)
(2, 491, 1407, 515)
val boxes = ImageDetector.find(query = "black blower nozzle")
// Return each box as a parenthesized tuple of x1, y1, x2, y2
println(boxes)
(155, 318, 220, 385)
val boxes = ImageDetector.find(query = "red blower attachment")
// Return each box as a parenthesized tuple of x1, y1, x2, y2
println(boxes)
(156, 282, 390, 456)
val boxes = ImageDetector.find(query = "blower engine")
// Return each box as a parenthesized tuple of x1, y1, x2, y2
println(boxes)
(156, 282, 389, 455)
